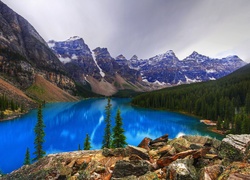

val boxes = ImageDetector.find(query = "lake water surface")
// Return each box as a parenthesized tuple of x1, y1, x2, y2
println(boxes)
(0, 98, 223, 173)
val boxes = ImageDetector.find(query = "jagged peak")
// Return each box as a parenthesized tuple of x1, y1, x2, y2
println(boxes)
(130, 55, 139, 61)
(116, 54, 127, 60)
(191, 51, 199, 55)
(224, 55, 239, 59)
(47, 36, 86, 45)
(92, 47, 111, 57)
(164, 50, 175, 56)
(67, 36, 82, 41)
(185, 51, 209, 60)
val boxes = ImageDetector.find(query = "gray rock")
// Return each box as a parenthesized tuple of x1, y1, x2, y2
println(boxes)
(222, 134, 250, 153)
(150, 133, 168, 144)
(112, 160, 150, 178)
(219, 134, 250, 161)
(166, 158, 197, 180)
(128, 145, 150, 160)
(199, 165, 224, 180)
(102, 147, 130, 157)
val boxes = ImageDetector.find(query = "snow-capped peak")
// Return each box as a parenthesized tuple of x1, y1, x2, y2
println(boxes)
(47, 40, 55, 48)
(67, 36, 82, 41)
(130, 55, 139, 61)
(165, 50, 175, 56)
(116, 54, 127, 60)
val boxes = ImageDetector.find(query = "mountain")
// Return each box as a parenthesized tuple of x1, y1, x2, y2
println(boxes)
(129, 50, 247, 85)
(49, 37, 246, 96)
(49, 37, 144, 96)
(0, 1, 77, 108)
(132, 61, 250, 133)
(0, 0, 246, 101)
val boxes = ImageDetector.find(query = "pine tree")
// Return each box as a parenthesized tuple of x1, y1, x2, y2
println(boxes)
(111, 109, 127, 148)
(83, 133, 91, 150)
(0, 111, 4, 119)
(24, 148, 31, 165)
(78, 144, 81, 151)
(245, 93, 250, 114)
(33, 104, 46, 161)
(102, 98, 112, 149)
(217, 116, 222, 130)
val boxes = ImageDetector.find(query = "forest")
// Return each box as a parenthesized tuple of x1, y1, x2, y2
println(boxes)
(0, 94, 23, 119)
(132, 64, 250, 134)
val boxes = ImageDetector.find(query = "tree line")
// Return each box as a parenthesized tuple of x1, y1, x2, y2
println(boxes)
(132, 64, 250, 134)
(0, 94, 24, 119)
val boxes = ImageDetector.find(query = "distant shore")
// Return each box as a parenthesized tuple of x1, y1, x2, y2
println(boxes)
(200, 119, 226, 135)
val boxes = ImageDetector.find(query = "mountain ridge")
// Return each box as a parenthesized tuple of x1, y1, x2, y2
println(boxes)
(49, 36, 247, 94)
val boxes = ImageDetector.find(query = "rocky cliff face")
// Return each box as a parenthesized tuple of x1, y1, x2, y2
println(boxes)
(48, 36, 100, 82)
(133, 50, 247, 85)
(49, 37, 144, 96)
(49, 36, 247, 93)
(0, 1, 75, 93)
(3, 134, 250, 179)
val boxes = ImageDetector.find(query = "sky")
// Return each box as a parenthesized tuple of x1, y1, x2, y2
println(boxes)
(2, 0, 250, 62)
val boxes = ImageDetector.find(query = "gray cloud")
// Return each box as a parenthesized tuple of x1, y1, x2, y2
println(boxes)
(2, 0, 250, 61)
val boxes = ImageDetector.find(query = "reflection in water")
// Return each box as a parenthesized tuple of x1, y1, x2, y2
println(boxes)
(91, 115, 104, 148)
(0, 98, 223, 173)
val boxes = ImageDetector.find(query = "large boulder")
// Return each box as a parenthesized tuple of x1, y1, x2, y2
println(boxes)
(219, 134, 250, 161)
(138, 137, 152, 150)
(127, 145, 150, 160)
(182, 136, 221, 149)
(157, 148, 210, 168)
(218, 162, 250, 179)
(199, 164, 224, 180)
(166, 158, 197, 180)
(150, 134, 168, 145)
(168, 137, 191, 153)
(112, 160, 150, 178)
(102, 147, 130, 157)
(158, 145, 176, 157)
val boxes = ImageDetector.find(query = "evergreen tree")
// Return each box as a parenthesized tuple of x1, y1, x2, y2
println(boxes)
(102, 98, 112, 149)
(83, 133, 91, 150)
(245, 93, 250, 114)
(217, 116, 222, 130)
(0, 111, 4, 119)
(78, 144, 81, 151)
(24, 148, 31, 165)
(111, 109, 127, 148)
(33, 104, 46, 161)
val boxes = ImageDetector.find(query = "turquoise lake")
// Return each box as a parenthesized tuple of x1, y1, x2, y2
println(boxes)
(0, 98, 223, 174)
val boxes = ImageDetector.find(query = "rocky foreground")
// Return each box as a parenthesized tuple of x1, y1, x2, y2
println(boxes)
(2, 134, 250, 180)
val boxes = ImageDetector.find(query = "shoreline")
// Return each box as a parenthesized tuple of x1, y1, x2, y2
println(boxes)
(200, 119, 226, 135)
(0, 111, 28, 122)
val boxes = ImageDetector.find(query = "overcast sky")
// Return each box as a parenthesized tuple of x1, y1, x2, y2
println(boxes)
(2, 0, 250, 61)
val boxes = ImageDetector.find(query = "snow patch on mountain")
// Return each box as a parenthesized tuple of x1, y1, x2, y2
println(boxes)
(209, 77, 216, 80)
(185, 75, 200, 83)
(71, 54, 78, 60)
(59, 56, 71, 63)
(206, 69, 216, 73)
(92, 51, 105, 78)
(67, 36, 81, 41)
(48, 41, 55, 48)
(153, 80, 166, 86)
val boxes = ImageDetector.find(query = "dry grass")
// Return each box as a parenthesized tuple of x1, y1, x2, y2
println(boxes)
(26, 74, 78, 102)
(0, 77, 36, 109)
